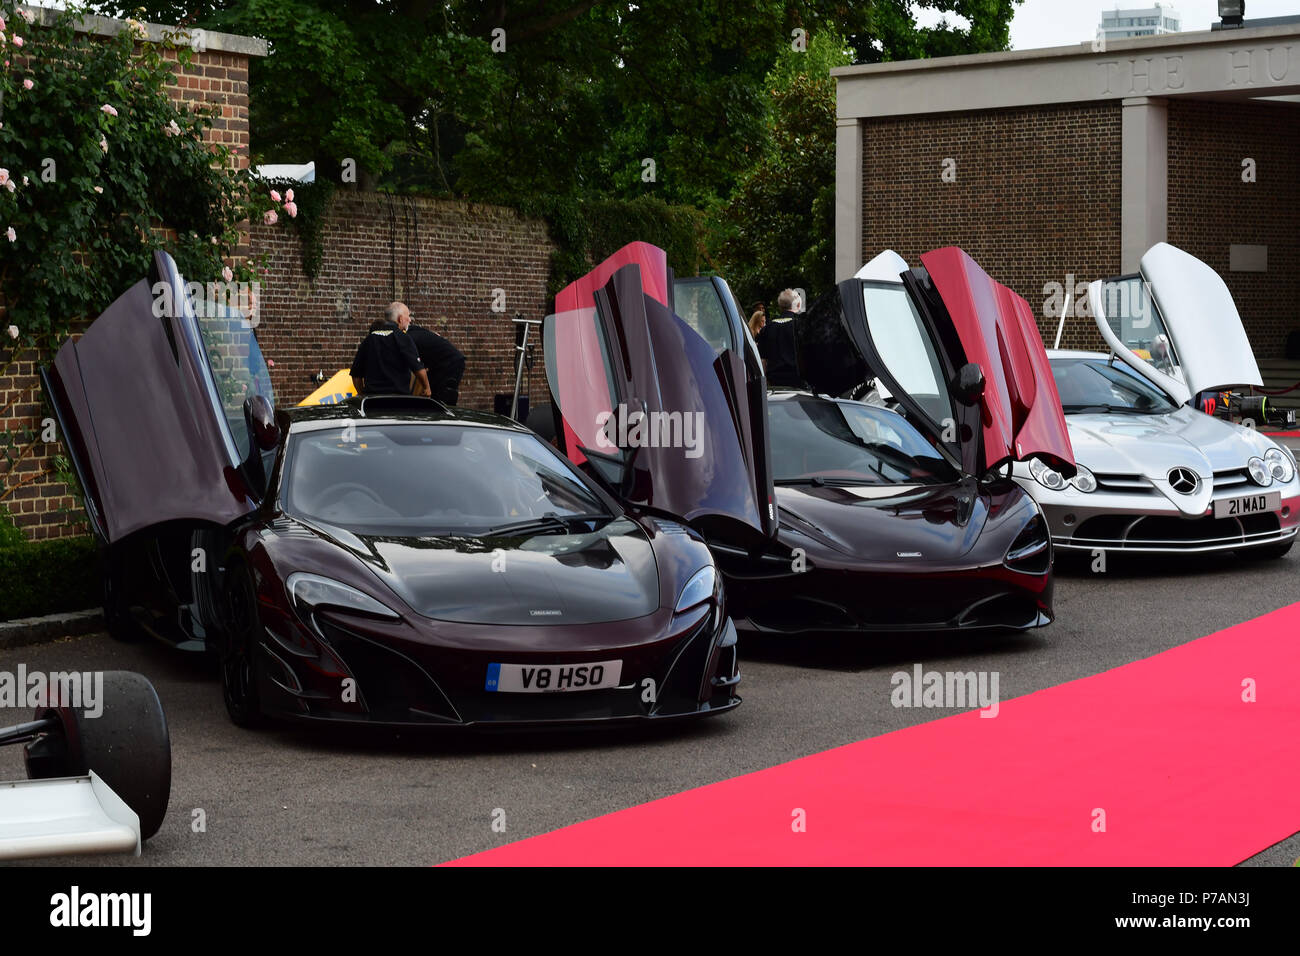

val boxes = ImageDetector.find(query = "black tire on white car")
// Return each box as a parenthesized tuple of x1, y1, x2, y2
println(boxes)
(26, 670, 172, 840)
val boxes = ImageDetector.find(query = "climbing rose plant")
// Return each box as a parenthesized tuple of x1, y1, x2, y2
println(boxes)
(0, 3, 272, 344)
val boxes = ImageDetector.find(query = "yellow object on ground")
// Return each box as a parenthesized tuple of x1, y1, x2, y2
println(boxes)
(299, 368, 356, 406)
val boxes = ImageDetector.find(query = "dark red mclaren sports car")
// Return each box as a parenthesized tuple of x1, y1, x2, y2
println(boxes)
(544, 243, 1076, 635)
(42, 250, 755, 729)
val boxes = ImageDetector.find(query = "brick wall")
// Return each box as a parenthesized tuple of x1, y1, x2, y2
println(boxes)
(0, 22, 257, 540)
(861, 102, 1123, 352)
(248, 192, 554, 410)
(1167, 99, 1300, 360)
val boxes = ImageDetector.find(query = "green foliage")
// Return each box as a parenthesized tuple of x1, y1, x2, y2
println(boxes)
(0, 510, 98, 619)
(87, 1, 1019, 213)
(0, 3, 268, 341)
(713, 31, 850, 308)
(0, 506, 23, 547)
(520, 195, 703, 297)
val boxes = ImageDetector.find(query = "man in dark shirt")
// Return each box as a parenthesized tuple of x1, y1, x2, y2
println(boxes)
(349, 312, 431, 396)
(386, 302, 466, 406)
(755, 288, 803, 387)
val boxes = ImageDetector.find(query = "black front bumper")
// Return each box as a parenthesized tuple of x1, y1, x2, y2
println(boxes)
(253, 609, 741, 729)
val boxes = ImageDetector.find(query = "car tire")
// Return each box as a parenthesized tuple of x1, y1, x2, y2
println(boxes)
(102, 556, 141, 643)
(25, 671, 172, 841)
(1237, 540, 1293, 560)
(220, 562, 267, 729)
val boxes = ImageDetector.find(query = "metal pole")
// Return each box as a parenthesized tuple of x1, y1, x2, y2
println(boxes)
(510, 322, 530, 422)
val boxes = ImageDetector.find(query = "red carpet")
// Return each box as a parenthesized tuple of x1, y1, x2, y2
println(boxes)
(447, 604, 1300, 866)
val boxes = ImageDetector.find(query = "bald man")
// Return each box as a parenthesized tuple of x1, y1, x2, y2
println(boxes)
(350, 304, 431, 397)
(387, 302, 466, 406)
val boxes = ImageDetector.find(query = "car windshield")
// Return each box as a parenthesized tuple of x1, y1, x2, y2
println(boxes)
(282, 423, 610, 535)
(768, 397, 958, 485)
(1051, 358, 1178, 414)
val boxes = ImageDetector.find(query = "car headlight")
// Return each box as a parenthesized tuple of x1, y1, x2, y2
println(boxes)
(286, 572, 400, 619)
(1264, 446, 1294, 483)
(1070, 464, 1097, 493)
(675, 566, 718, 613)
(1004, 513, 1051, 574)
(1247, 457, 1273, 487)
(1029, 458, 1068, 491)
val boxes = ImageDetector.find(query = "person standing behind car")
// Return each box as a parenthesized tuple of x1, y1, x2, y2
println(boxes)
(747, 301, 767, 339)
(755, 288, 802, 387)
(388, 302, 467, 406)
(350, 310, 431, 397)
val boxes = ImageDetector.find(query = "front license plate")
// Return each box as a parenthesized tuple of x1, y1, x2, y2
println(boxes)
(485, 661, 623, 693)
(1214, 491, 1281, 519)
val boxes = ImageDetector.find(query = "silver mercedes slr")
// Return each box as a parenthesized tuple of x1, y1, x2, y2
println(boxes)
(1012, 243, 1299, 558)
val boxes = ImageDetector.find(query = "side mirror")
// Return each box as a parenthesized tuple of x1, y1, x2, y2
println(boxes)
(243, 394, 280, 451)
(953, 362, 985, 407)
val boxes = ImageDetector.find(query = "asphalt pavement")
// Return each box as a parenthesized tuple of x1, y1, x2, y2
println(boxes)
(2, 551, 1297, 866)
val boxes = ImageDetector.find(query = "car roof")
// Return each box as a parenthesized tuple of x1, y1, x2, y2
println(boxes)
(1046, 349, 1110, 361)
(279, 396, 526, 433)
(767, 387, 825, 402)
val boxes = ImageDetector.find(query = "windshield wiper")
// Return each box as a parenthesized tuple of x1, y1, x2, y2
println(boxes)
(776, 476, 892, 488)
(481, 513, 609, 537)
(1063, 404, 1160, 415)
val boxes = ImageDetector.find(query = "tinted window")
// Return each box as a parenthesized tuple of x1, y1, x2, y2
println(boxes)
(672, 278, 735, 354)
(768, 398, 957, 485)
(283, 424, 608, 535)
(192, 301, 275, 459)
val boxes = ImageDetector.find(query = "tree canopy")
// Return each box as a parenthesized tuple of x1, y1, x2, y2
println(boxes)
(86, 1, 1020, 207)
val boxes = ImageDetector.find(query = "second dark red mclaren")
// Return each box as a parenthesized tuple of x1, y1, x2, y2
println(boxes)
(543, 243, 1075, 634)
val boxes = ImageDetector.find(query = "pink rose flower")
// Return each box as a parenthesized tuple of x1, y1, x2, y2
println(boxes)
(269, 189, 281, 203)
(5, 227, 15, 242)
(12, 35, 22, 48)
(101, 104, 119, 117)
(222, 266, 234, 282)
(22, 78, 33, 90)
(283, 201, 298, 218)
(99, 136, 108, 153)
(263, 209, 278, 226)
(6, 325, 18, 340)
(93, 185, 103, 194)
(285, 188, 294, 202)
(0, 169, 9, 187)
(267, 359, 276, 368)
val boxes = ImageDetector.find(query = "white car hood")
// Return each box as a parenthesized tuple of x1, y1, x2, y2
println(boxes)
(1066, 407, 1281, 515)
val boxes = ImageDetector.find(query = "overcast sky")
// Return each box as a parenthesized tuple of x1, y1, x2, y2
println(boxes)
(917, 0, 1300, 51)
